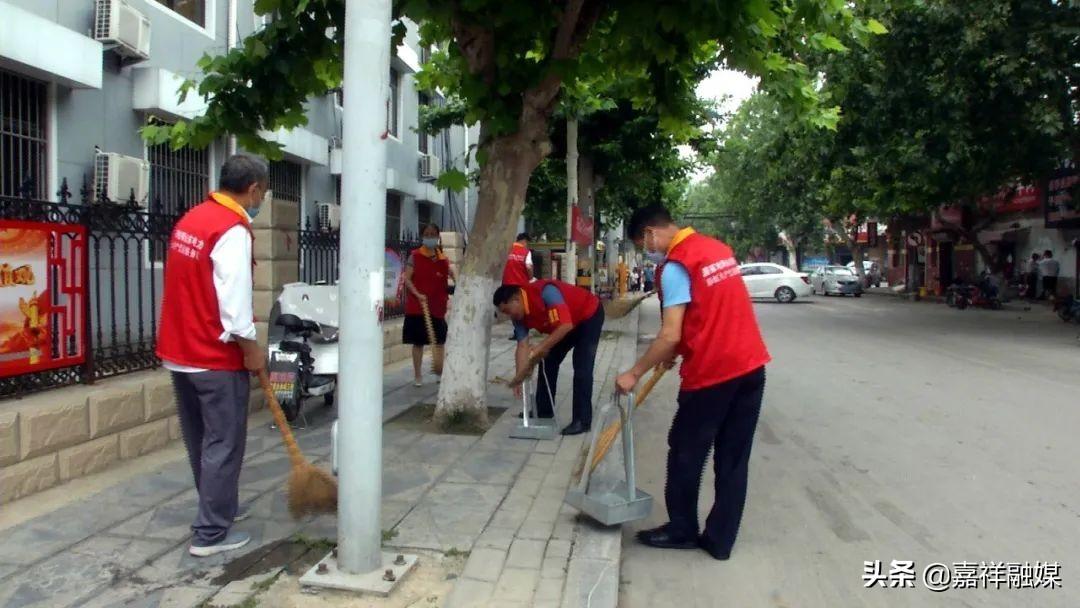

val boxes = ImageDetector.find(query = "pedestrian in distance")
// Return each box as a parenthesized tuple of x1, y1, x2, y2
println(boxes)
(1026, 252, 1041, 301)
(156, 154, 270, 557)
(403, 223, 455, 387)
(494, 280, 605, 435)
(616, 205, 771, 561)
(1039, 250, 1060, 301)
(502, 232, 534, 286)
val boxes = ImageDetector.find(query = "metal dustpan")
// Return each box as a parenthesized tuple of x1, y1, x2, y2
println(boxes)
(565, 391, 653, 526)
(509, 373, 558, 440)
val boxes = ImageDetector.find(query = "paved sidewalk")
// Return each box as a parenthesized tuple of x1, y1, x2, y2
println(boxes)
(0, 308, 642, 608)
(0, 335, 522, 608)
(443, 306, 642, 608)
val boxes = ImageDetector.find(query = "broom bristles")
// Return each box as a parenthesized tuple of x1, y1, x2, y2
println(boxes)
(257, 370, 338, 518)
(421, 301, 443, 375)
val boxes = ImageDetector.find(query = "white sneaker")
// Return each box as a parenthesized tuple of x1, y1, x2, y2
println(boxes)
(189, 531, 251, 557)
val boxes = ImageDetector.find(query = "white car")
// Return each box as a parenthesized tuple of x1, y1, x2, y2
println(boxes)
(739, 263, 813, 303)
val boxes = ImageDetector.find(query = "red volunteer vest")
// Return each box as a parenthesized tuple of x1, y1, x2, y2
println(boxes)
(520, 280, 599, 335)
(666, 230, 770, 390)
(156, 198, 253, 370)
(502, 242, 531, 286)
(405, 247, 450, 319)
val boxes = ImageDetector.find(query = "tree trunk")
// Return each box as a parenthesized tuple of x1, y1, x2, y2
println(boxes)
(579, 154, 596, 292)
(843, 223, 867, 283)
(434, 129, 546, 427)
(564, 118, 579, 284)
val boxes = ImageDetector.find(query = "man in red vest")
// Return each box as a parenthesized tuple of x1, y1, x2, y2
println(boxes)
(157, 154, 269, 557)
(617, 205, 770, 561)
(501, 232, 534, 286)
(493, 280, 604, 435)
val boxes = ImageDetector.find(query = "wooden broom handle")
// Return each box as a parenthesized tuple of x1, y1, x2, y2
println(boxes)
(257, 368, 306, 467)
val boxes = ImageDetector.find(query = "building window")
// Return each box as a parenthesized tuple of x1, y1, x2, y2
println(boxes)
(387, 68, 400, 138)
(334, 175, 342, 206)
(154, 0, 206, 27)
(148, 142, 210, 215)
(418, 92, 430, 154)
(0, 69, 48, 199)
(417, 201, 433, 230)
(269, 160, 303, 203)
(386, 193, 402, 240)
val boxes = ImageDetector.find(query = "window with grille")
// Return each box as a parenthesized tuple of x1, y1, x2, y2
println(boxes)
(154, 0, 206, 27)
(388, 68, 400, 138)
(269, 160, 303, 203)
(0, 69, 48, 199)
(386, 193, 402, 240)
(147, 141, 210, 216)
(417, 201, 433, 230)
(418, 92, 430, 154)
(335, 175, 342, 206)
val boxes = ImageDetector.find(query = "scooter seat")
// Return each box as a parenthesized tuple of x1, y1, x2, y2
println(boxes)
(276, 313, 320, 334)
(309, 375, 334, 389)
(279, 340, 311, 353)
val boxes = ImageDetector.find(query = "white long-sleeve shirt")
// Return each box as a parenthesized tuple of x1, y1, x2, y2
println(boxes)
(163, 222, 256, 373)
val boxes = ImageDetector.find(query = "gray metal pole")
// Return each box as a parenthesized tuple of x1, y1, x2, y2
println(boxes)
(338, 0, 391, 574)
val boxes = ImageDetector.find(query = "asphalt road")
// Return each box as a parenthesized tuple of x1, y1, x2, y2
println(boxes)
(619, 293, 1080, 608)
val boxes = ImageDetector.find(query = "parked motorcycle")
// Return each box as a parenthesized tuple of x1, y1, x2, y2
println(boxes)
(947, 274, 1003, 310)
(267, 283, 339, 422)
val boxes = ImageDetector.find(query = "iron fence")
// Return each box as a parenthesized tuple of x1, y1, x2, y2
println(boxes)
(297, 217, 420, 320)
(0, 178, 180, 398)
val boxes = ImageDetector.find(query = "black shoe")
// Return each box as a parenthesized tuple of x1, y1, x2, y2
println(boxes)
(636, 525, 698, 550)
(698, 535, 731, 560)
(560, 421, 590, 435)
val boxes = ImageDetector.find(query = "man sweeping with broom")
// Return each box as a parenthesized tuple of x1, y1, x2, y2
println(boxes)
(157, 154, 269, 557)
(616, 205, 770, 561)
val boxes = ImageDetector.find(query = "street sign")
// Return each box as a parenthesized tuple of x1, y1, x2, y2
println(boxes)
(906, 232, 923, 247)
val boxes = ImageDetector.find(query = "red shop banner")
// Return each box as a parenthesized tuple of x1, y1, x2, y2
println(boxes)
(0, 220, 87, 378)
(571, 205, 594, 247)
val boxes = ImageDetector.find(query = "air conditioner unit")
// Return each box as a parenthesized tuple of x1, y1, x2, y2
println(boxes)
(94, 0, 151, 62)
(419, 154, 441, 182)
(317, 202, 341, 231)
(94, 152, 150, 206)
(329, 148, 343, 176)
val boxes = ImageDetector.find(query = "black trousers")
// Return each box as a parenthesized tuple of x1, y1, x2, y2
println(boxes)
(665, 367, 766, 555)
(535, 307, 605, 425)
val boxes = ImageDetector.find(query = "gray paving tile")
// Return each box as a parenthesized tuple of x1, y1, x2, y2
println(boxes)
(77, 582, 216, 608)
(392, 482, 508, 551)
(0, 524, 86, 566)
(396, 433, 476, 466)
(382, 461, 442, 503)
(0, 563, 22, 583)
(236, 451, 291, 493)
(0, 550, 116, 608)
(69, 535, 175, 572)
(100, 470, 193, 509)
(443, 449, 530, 485)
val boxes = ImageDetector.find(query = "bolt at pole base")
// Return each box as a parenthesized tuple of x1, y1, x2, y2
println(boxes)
(299, 551, 418, 596)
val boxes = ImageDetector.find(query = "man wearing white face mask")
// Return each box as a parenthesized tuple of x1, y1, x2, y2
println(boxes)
(157, 154, 269, 557)
(617, 205, 770, 561)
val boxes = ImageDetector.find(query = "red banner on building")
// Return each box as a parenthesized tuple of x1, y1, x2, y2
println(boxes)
(571, 205, 594, 247)
(0, 220, 87, 377)
(982, 183, 1043, 214)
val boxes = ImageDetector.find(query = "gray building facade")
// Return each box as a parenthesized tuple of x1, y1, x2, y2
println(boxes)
(0, 0, 477, 236)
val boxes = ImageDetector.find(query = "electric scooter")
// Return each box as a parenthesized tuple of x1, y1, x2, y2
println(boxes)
(267, 283, 339, 423)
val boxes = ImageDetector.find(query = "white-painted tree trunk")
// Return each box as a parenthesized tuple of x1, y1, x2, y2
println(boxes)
(434, 130, 546, 425)
(564, 118, 579, 284)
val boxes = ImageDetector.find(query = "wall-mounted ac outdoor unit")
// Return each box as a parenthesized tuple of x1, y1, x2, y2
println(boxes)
(94, 152, 150, 206)
(94, 0, 151, 62)
(317, 202, 342, 231)
(419, 154, 441, 182)
(329, 148, 343, 176)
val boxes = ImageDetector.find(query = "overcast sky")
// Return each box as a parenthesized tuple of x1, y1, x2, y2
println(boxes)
(684, 69, 758, 182)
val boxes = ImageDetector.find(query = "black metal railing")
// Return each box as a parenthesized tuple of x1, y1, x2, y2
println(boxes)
(0, 178, 180, 398)
(297, 217, 420, 320)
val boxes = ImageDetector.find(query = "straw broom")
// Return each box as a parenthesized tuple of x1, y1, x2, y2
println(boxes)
(257, 369, 338, 518)
(420, 300, 443, 375)
(571, 363, 671, 481)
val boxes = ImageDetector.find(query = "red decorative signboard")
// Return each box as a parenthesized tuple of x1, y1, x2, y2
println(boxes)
(0, 220, 87, 377)
(982, 183, 1043, 214)
(1045, 160, 1079, 228)
(571, 205, 594, 247)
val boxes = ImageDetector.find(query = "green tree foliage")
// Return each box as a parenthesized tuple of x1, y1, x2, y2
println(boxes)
(700, 0, 1078, 273)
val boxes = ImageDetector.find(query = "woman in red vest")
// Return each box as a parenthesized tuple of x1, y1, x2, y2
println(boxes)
(617, 205, 770, 561)
(403, 223, 454, 386)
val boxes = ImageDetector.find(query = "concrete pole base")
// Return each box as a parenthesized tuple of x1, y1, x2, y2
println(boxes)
(299, 551, 418, 597)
